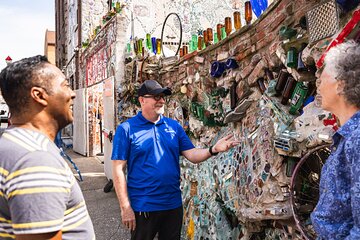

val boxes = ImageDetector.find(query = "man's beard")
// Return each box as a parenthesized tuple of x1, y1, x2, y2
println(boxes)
(155, 106, 165, 115)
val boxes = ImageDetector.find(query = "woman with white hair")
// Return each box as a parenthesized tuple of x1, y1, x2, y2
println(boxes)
(311, 40, 360, 239)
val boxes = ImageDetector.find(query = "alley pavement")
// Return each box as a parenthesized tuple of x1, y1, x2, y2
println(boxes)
(65, 150, 131, 240)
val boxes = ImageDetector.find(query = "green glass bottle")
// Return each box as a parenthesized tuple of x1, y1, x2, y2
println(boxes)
(286, 47, 298, 68)
(221, 26, 226, 40)
(289, 82, 308, 115)
(138, 39, 143, 55)
(214, 33, 219, 44)
(279, 26, 297, 40)
(115, 2, 121, 13)
(191, 34, 198, 52)
(146, 33, 152, 51)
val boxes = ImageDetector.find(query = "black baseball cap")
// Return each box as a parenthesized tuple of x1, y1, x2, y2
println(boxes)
(137, 80, 172, 96)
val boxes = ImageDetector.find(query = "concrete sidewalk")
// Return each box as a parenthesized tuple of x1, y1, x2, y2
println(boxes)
(65, 150, 131, 240)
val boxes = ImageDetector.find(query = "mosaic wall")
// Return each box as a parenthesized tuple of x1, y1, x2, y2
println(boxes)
(81, 0, 108, 43)
(80, 0, 254, 49)
(127, 0, 249, 41)
(114, 0, 344, 239)
(74, 0, 357, 238)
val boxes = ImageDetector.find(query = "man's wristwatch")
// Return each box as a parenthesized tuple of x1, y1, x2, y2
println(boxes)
(209, 145, 218, 156)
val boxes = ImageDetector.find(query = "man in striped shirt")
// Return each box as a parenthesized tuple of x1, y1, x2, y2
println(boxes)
(0, 56, 95, 240)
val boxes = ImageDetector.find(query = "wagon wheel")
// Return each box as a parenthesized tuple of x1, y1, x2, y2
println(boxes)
(290, 144, 331, 240)
(161, 13, 182, 57)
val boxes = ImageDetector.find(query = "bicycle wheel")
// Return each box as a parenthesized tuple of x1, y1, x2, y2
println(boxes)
(160, 13, 182, 57)
(290, 144, 331, 240)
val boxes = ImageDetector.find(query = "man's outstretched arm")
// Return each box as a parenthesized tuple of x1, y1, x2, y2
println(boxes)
(182, 134, 240, 164)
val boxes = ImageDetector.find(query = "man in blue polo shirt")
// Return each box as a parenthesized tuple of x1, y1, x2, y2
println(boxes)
(112, 80, 239, 240)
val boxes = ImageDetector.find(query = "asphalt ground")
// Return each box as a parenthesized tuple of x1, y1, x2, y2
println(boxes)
(65, 150, 131, 240)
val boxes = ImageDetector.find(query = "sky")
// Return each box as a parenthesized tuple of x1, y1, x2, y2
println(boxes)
(0, 0, 55, 71)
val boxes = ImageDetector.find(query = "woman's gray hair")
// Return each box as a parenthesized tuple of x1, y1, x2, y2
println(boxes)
(324, 40, 360, 108)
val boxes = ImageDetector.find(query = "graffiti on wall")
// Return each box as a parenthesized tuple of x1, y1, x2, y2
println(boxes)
(86, 44, 109, 86)
(85, 19, 118, 87)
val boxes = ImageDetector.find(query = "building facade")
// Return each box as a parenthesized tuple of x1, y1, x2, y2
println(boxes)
(44, 30, 56, 65)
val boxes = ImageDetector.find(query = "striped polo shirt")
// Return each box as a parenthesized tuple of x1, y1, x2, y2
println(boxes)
(0, 127, 95, 240)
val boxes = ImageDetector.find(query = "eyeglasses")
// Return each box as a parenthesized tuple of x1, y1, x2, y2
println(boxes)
(142, 95, 167, 101)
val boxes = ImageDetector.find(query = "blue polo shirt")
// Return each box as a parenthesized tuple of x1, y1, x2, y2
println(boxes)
(111, 111, 195, 211)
